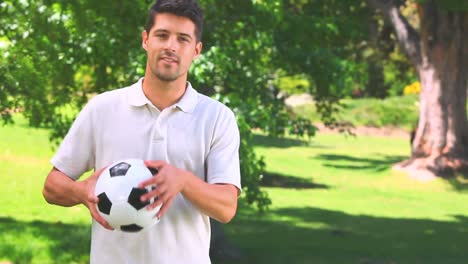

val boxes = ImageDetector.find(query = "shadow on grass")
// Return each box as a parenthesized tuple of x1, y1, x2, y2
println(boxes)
(260, 172, 329, 189)
(252, 134, 307, 148)
(448, 173, 468, 192)
(314, 153, 468, 192)
(0, 217, 90, 264)
(314, 154, 407, 172)
(217, 206, 468, 264)
(2, 207, 467, 264)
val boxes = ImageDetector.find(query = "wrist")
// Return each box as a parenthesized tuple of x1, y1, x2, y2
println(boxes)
(179, 169, 193, 193)
(73, 180, 88, 205)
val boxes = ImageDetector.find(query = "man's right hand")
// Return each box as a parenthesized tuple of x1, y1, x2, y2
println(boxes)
(80, 167, 114, 230)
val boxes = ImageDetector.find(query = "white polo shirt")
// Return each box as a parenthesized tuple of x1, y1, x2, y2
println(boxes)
(51, 78, 241, 264)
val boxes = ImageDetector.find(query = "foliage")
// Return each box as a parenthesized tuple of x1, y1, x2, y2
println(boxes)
(383, 47, 417, 96)
(272, 0, 370, 100)
(0, 0, 150, 130)
(414, 0, 468, 11)
(3, 0, 435, 210)
(0, 0, 372, 210)
(288, 117, 317, 140)
(236, 117, 271, 210)
(269, 0, 374, 132)
(276, 74, 310, 95)
(293, 95, 420, 129)
(403, 81, 421, 95)
(2, 0, 282, 211)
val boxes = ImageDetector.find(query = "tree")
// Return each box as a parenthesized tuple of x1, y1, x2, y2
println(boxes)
(2, 0, 281, 211)
(1, 1, 275, 260)
(270, 0, 370, 130)
(369, 0, 468, 178)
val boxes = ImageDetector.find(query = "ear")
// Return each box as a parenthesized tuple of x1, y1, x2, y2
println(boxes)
(193, 42, 203, 60)
(142, 30, 148, 51)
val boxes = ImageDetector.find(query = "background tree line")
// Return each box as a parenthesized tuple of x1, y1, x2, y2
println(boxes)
(1, 0, 467, 209)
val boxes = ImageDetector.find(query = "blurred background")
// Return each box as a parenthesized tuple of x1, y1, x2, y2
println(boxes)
(1, 0, 467, 263)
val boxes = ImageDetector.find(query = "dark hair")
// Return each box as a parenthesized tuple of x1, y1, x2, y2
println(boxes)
(145, 0, 204, 42)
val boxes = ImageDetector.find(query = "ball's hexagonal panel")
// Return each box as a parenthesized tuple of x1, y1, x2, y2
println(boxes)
(148, 167, 158, 176)
(109, 162, 132, 177)
(121, 224, 143, 232)
(97, 192, 112, 215)
(128, 187, 150, 210)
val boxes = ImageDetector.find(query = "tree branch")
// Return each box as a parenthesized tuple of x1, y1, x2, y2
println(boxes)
(368, 0, 422, 66)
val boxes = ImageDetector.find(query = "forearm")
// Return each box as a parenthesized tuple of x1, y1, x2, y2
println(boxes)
(43, 168, 86, 207)
(181, 171, 238, 223)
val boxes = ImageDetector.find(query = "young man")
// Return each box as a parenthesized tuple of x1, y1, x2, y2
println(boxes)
(42, 0, 241, 263)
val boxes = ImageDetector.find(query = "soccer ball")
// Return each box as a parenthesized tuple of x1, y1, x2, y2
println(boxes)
(94, 159, 161, 232)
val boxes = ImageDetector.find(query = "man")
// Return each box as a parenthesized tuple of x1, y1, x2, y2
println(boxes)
(42, 0, 241, 263)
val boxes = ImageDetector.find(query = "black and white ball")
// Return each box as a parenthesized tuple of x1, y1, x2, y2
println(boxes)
(94, 159, 161, 232)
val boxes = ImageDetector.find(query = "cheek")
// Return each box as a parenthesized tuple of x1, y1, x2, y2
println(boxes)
(181, 51, 196, 64)
(146, 42, 159, 54)
(148, 49, 159, 61)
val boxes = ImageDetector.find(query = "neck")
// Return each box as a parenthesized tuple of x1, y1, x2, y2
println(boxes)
(142, 72, 187, 111)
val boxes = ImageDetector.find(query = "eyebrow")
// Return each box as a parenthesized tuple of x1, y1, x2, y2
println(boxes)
(153, 29, 193, 40)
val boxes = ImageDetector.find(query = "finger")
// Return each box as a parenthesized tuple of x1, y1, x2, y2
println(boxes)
(147, 196, 164, 210)
(96, 215, 114, 230)
(90, 205, 114, 230)
(138, 176, 160, 189)
(156, 197, 174, 219)
(138, 170, 165, 188)
(91, 166, 107, 180)
(88, 193, 98, 204)
(140, 185, 164, 202)
(86, 167, 108, 200)
(147, 190, 170, 210)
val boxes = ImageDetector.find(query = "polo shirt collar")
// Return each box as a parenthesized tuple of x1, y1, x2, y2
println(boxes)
(128, 78, 151, 107)
(127, 78, 198, 113)
(175, 82, 198, 113)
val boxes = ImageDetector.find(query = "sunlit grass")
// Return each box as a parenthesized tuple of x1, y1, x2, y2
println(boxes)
(1, 118, 468, 263)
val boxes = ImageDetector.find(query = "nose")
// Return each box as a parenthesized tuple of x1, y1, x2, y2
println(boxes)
(164, 36, 178, 52)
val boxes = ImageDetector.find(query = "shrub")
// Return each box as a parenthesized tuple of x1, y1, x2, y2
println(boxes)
(403, 81, 421, 95)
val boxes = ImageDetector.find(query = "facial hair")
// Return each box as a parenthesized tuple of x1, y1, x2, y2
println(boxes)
(152, 51, 181, 82)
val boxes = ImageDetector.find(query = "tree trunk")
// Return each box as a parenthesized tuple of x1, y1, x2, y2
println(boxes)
(400, 3, 468, 178)
(370, 0, 468, 178)
(367, 10, 395, 98)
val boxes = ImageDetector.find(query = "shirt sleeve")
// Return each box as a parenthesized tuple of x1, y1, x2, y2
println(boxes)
(206, 108, 242, 193)
(50, 99, 96, 180)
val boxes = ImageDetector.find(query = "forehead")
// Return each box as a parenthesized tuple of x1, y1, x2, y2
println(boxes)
(151, 13, 196, 37)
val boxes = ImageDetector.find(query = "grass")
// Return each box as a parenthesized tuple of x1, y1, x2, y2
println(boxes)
(293, 95, 420, 130)
(1, 116, 468, 263)
(221, 133, 467, 264)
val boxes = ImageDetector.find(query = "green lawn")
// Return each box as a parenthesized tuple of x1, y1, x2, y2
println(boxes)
(225, 134, 468, 264)
(1, 117, 467, 263)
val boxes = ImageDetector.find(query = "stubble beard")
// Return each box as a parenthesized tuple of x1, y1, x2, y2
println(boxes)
(151, 52, 182, 82)
(154, 69, 180, 82)
(149, 62, 180, 82)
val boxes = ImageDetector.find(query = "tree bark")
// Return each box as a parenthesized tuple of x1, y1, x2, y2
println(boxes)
(409, 2, 468, 176)
(367, 14, 387, 98)
(370, 0, 468, 178)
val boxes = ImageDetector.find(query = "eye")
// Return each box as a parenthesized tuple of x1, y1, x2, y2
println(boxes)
(156, 34, 168, 39)
(179, 37, 190, 43)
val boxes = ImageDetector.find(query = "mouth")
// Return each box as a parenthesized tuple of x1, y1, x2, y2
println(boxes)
(159, 55, 179, 64)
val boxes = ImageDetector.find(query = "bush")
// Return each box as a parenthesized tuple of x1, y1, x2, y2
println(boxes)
(403, 81, 421, 95)
(291, 95, 419, 130)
